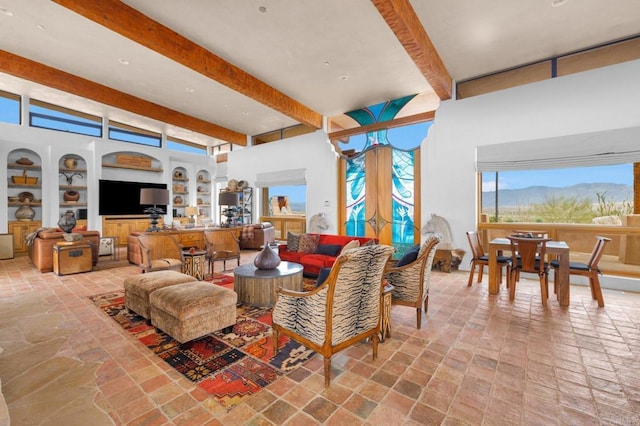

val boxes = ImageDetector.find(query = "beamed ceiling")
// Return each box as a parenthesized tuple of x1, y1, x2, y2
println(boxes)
(0, 0, 638, 149)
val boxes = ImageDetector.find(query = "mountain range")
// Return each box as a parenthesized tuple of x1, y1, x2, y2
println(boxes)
(482, 183, 633, 209)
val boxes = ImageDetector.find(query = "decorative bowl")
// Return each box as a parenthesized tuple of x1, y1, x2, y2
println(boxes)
(16, 157, 34, 165)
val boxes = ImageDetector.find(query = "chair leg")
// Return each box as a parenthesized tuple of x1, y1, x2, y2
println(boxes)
(324, 357, 331, 387)
(372, 333, 379, 361)
(508, 270, 517, 301)
(590, 273, 605, 307)
(272, 329, 279, 354)
(416, 307, 422, 329)
(477, 264, 484, 283)
(539, 274, 548, 307)
(467, 262, 475, 286)
(424, 295, 429, 314)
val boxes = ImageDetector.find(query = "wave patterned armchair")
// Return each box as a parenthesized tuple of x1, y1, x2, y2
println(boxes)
(384, 233, 442, 329)
(272, 244, 395, 387)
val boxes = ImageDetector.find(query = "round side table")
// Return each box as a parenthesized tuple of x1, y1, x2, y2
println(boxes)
(234, 261, 303, 307)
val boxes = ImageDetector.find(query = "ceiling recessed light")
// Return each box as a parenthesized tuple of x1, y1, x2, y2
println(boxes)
(258, 6, 267, 13)
(0, 8, 13, 16)
(551, 0, 569, 7)
(36, 24, 45, 30)
(242, 111, 249, 116)
(185, 87, 195, 93)
(338, 74, 349, 81)
(118, 58, 129, 65)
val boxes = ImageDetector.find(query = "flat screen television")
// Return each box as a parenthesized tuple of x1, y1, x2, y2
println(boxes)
(99, 179, 167, 215)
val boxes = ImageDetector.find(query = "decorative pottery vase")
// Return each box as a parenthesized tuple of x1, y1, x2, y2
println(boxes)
(253, 244, 281, 270)
(173, 195, 183, 205)
(15, 204, 35, 221)
(64, 157, 78, 169)
(63, 190, 80, 202)
(58, 210, 77, 233)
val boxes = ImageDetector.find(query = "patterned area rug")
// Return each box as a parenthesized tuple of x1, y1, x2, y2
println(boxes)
(203, 272, 235, 289)
(89, 287, 315, 410)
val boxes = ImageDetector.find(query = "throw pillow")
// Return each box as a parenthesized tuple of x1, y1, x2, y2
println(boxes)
(315, 267, 332, 287)
(396, 244, 421, 267)
(298, 233, 320, 253)
(315, 244, 342, 257)
(287, 232, 301, 252)
(339, 239, 360, 255)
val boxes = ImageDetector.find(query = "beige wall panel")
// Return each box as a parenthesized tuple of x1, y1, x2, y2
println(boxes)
(558, 38, 640, 77)
(457, 62, 551, 99)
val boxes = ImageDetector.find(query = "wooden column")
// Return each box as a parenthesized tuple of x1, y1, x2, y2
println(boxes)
(634, 163, 640, 214)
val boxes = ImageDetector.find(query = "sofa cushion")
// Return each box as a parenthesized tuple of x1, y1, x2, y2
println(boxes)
(315, 267, 332, 287)
(396, 244, 420, 267)
(315, 244, 342, 257)
(287, 232, 301, 251)
(298, 233, 320, 253)
(339, 239, 360, 255)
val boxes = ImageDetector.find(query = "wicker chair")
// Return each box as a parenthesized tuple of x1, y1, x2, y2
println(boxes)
(384, 233, 442, 329)
(137, 234, 184, 274)
(272, 244, 394, 387)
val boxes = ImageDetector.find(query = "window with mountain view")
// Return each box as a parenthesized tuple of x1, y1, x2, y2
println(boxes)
(481, 164, 634, 224)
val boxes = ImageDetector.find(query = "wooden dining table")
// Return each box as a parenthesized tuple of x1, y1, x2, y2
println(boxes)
(488, 238, 571, 306)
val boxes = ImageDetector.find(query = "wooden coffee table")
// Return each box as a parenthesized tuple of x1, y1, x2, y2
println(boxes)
(233, 261, 304, 307)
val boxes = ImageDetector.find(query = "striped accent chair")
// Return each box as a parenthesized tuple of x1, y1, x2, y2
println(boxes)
(272, 244, 395, 387)
(384, 233, 443, 329)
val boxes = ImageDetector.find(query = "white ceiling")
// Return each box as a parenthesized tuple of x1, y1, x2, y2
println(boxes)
(0, 0, 638, 148)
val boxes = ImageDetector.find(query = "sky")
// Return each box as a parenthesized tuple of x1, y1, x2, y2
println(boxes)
(482, 164, 633, 191)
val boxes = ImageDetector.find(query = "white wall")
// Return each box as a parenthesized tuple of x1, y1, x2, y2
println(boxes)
(422, 59, 640, 289)
(1, 123, 217, 234)
(227, 130, 339, 233)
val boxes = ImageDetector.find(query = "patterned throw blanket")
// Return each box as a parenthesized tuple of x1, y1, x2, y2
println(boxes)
(240, 224, 254, 241)
(25, 227, 52, 246)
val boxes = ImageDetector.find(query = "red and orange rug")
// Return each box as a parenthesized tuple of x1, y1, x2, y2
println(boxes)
(89, 280, 315, 410)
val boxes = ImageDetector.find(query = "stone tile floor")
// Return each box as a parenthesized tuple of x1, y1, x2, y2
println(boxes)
(0, 250, 639, 425)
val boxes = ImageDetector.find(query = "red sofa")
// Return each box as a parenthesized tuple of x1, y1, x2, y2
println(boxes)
(278, 233, 377, 276)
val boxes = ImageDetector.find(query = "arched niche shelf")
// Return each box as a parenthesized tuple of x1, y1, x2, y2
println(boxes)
(7, 148, 42, 254)
(58, 153, 88, 225)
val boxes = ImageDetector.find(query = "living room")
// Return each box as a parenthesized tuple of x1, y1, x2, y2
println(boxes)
(2, 1, 640, 424)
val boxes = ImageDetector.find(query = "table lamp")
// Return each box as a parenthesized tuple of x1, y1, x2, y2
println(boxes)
(218, 191, 239, 227)
(140, 188, 170, 232)
(185, 206, 198, 225)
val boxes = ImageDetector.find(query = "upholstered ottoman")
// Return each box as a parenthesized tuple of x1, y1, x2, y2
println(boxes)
(123, 271, 198, 319)
(149, 282, 237, 343)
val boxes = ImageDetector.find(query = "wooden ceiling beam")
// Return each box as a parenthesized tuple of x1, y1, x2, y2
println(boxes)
(371, 0, 452, 100)
(0, 50, 247, 145)
(52, 0, 323, 130)
(328, 111, 435, 141)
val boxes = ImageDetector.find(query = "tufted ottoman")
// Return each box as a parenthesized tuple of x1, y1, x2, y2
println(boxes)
(124, 270, 198, 319)
(149, 282, 237, 343)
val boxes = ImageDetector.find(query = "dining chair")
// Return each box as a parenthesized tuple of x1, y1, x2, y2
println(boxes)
(507, 236, 552, 306)
(551, 236, 611, 307)
(466, 231, 511, 287)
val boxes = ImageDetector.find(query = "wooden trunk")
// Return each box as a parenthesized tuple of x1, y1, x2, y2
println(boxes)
(53, 242, 93, 276)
